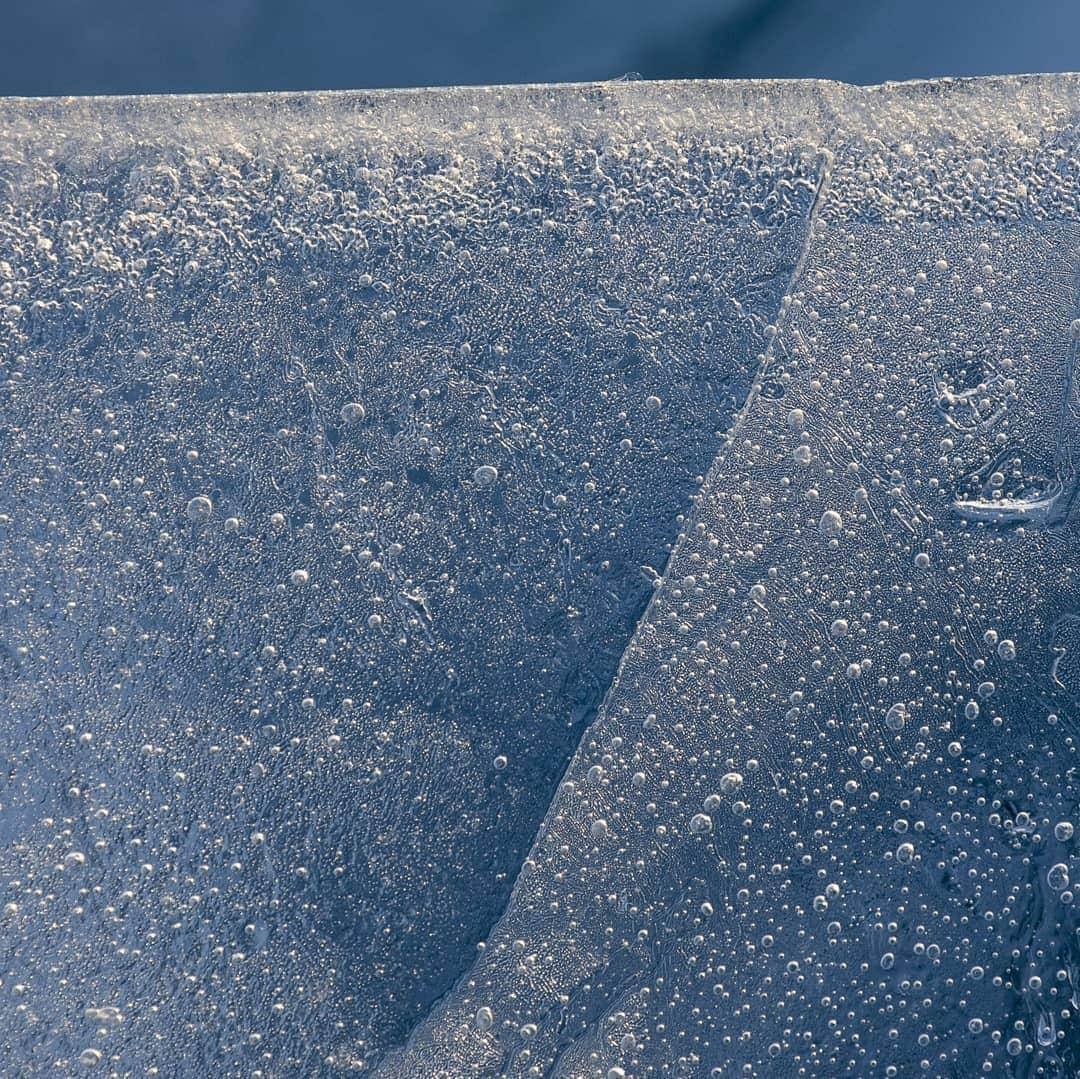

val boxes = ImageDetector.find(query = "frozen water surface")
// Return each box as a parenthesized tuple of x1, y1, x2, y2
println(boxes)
(385, 77, 1080, 1077)
(0, 82, 818, 1072)
(3, 76, 1080, 1077)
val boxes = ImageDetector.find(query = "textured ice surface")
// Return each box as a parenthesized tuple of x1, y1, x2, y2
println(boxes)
(388, 78, 1080, 1077)
(4, 76, 1080, 1077)
(0, 84, 820, 1072)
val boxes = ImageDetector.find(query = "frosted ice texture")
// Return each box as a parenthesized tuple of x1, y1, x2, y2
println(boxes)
(2, 76, 1080, 1077)
(390, 78, 1080, 1077)
(0, 84, 818, 1072)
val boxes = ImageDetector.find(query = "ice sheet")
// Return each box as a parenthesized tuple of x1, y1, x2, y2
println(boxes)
(0, 81, 823, 1072)
(5, 75, 1080, 1077)
(388, 76, 1080, 1077)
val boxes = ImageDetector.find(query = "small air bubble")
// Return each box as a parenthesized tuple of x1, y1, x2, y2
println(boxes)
(185, 495, 213, 522)
(340, 401, 366, 424)
(819, 509, 843, 536)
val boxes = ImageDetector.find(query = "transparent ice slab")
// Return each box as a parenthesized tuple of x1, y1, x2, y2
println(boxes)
(0, 83, 824, 1072)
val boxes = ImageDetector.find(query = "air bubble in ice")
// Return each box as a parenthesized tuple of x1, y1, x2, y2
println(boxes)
(1048, 863, 1070, 890)
(819, 509, 842, 536)
(885, 703, 907, 731)
(185, 495, 213, 522)
(719, 772, 744, 794)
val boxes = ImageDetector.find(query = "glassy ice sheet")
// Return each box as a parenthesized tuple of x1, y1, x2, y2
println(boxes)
(3, 76, 1080, 1077)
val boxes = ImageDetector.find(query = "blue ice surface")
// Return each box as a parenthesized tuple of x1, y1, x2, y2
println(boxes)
(3, 76, 1080, 1077)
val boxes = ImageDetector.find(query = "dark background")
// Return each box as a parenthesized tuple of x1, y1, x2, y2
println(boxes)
(3, 0, 1080, 98)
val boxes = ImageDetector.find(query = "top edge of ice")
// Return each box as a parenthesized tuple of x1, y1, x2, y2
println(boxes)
(4, 73, 1080, 156)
